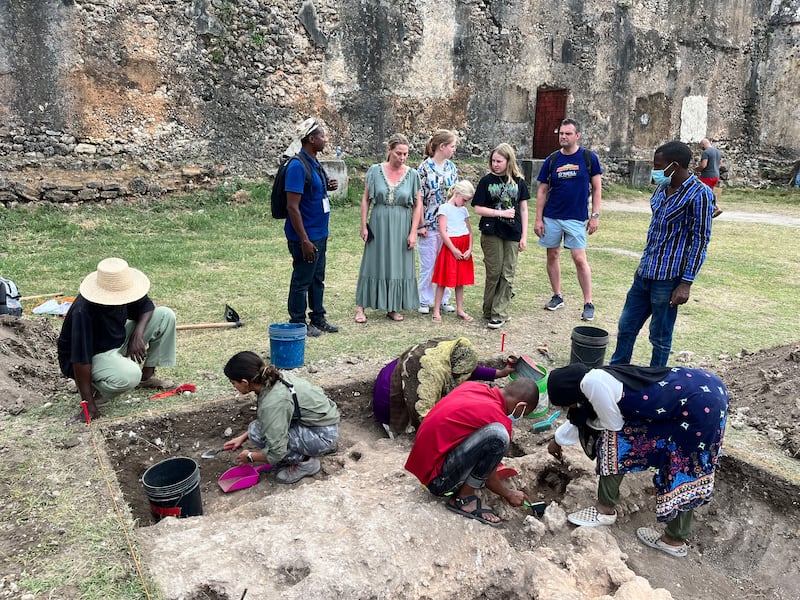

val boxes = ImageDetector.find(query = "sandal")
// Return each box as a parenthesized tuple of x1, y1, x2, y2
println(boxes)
(386, 312, 404, 321)
(445, 494, 503, 527)
(457, 312, 474, 322)
(137, 376, 175, 390)
(432, 315, 442, 323)
(354, 311, 367, 324)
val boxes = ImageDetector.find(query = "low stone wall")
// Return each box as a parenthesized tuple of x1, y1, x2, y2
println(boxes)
(0, 154, 783, 209)
(0, 166, 227, 207)
(0, 160, 351, 207)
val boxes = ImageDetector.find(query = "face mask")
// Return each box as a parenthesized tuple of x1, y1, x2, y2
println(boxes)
(507, 402, 526, 422)
(651, 162, 675, 186)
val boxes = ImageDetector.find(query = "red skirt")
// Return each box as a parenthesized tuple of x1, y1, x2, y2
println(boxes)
(431, 235, 474, 287)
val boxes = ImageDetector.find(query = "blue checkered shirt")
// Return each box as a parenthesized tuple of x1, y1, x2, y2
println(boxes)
(637, 175, 713, 283)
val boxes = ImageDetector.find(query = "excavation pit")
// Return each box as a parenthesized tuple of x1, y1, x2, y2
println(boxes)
(103, 379, 378, 525)
(98, 379, 799, 600)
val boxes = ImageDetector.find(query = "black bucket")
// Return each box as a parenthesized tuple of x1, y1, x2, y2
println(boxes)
(570, 326, 609, 368)
(142, 457, 203, 521)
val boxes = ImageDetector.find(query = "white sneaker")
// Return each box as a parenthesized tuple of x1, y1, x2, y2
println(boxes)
(567, 506, 617, 527)
(276, 457, 321, 484)
(636, 527, 688, 557)
(418, 304, 430, 314)
(440, 304, 456, 313)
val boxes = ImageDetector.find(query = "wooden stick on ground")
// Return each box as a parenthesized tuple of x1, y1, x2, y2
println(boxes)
(176, 322, 242, 331)
(20, 292, 65, 301)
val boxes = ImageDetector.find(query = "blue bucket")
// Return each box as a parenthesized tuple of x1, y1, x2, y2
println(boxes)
(269, 323, 306, 369)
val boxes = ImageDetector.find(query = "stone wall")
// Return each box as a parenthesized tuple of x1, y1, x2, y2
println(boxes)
(0, 0, 798, 188)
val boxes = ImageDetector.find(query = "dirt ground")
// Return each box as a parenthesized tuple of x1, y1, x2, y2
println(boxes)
(1, 315, 799, 599)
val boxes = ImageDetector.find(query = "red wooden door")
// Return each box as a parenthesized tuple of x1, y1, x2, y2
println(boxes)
(533, 88, 568, 158)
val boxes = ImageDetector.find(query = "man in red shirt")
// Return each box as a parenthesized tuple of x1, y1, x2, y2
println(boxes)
(405, 378, 538, 526)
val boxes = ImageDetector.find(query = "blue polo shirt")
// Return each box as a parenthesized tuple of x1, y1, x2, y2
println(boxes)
(283, 150, 330, 242)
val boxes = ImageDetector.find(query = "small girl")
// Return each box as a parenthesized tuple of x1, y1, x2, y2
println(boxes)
(431, 180, 475, 322)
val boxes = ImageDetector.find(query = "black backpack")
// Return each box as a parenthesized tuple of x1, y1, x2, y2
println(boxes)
(547, 147, 595, 185)
(271, 153, 313, 219)
(0, 277, 22, 317)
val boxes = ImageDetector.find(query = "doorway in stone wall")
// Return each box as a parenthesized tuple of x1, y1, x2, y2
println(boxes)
(533, 88, 568, 158)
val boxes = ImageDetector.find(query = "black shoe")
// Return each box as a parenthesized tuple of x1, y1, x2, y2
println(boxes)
(581, 302, 595, 321)
(487, 319, 505, 329)
(545, 294, 565, 311)
(306, 323, 323, 337)
(311, 319, 339, 333)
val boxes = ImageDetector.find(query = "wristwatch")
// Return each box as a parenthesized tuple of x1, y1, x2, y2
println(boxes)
(247, 451, 254, 463)
(591, 212, 600, 219)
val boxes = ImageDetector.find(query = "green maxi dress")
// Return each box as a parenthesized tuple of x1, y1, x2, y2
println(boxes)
(356, 164, 421, 311)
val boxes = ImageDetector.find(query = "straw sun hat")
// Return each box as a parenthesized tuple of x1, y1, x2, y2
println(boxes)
(79, 258, 150, 306)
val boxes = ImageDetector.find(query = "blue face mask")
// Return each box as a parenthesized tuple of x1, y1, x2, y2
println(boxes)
(651, 162, 675, 186)
(507, 402, 526, 422)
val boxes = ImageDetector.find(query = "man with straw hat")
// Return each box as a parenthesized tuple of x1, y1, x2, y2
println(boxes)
(58, 258, 177, 423)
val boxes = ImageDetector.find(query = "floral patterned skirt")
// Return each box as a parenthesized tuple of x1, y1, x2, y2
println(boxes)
(596, 368, 729, 522)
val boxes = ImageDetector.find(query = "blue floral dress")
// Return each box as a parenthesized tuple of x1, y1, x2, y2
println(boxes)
(596, 367, 728, 522)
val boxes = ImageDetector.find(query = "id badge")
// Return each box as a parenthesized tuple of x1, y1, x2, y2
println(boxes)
(322, 195, 331, 213)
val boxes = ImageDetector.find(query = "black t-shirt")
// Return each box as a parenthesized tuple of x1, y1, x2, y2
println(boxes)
(57, 294, 155, 377)
(471, 173, 530, 242)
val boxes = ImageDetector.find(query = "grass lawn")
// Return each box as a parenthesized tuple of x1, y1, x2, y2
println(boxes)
(3, 182, 800, 381)
(0, 179, 798, 598)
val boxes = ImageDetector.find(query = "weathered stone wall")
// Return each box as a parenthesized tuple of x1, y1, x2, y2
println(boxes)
(0, 0, 798, 186)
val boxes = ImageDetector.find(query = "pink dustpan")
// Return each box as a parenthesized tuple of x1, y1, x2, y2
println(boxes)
(218, 463, 273, 493)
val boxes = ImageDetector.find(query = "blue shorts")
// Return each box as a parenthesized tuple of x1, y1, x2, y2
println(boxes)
(538, 217, 587, 249)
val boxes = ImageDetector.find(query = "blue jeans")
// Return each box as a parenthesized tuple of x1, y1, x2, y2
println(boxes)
(610, 273, 680, 367)
(287, 237, 328, 325)
(426, 423, 509, 496)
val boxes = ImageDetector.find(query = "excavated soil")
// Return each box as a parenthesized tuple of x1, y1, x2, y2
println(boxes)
(1, 316, 799, 599)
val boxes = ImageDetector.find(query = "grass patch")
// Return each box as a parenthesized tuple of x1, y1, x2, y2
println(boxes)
(3, 183, 800, 373)
(0, 179, 799, 598)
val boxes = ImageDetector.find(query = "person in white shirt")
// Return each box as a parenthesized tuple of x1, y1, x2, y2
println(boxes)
(546, 363, 729, 558)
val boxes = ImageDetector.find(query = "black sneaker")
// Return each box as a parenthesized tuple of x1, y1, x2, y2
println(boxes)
(311, 319, 339, 333)
(487, 319, 505, 329)
(545, 295, 565, 311)
(306, 323, 323, 337)
(581, 302, 595, 321)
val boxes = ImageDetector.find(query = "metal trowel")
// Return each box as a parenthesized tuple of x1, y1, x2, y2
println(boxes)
(201, 447, 226, 459)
